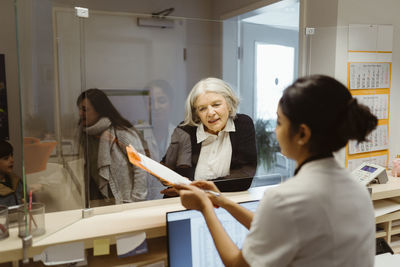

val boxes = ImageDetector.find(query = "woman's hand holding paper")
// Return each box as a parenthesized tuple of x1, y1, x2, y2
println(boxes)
(174, 183, 213, 212)
(190, 181, 225, 208)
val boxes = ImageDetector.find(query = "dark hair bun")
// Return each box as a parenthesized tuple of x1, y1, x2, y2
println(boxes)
(280, 75, 378, 154)
(339, 98, 378, 143)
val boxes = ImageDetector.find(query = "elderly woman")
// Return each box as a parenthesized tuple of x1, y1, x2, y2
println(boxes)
(77, 89, 148, 206)
(161, 77, 257, 195)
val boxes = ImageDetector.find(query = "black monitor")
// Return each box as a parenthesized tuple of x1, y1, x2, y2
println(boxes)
(166, 200, 259, 267)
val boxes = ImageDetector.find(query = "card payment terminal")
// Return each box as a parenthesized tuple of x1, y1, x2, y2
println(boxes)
(351, 162, 388, 186)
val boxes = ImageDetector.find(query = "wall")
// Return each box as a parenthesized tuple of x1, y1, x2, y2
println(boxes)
(334, 0, 400, 165)
(0, 0, 22, 176)
(212, 0, 282, 19)
(301, 0, 338, 76)
(51, 0, 216, 92)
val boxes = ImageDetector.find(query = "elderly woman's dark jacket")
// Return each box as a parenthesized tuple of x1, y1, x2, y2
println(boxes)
(161, 113, 257, 181)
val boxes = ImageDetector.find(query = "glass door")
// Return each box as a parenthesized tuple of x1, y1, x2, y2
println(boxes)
(223, 0, 300, 185)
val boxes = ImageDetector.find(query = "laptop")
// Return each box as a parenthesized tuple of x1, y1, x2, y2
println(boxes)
(166, 200, 259, 267)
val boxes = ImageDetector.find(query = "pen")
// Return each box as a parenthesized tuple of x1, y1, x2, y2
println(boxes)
(204, 190, 220, 197)
(29, 190, 32, 211)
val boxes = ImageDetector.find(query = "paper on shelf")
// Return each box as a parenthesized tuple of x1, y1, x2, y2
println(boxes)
(126, 145, 191, 186)
(374, 198, 400, 218)
(116, 232, 148, 258)
(375, 253, 400, 267)
(33, 242, 85, 265)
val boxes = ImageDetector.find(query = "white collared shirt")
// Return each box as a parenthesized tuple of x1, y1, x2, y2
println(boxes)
(242, 158, 375, 267)
(194, 118, 235, 181)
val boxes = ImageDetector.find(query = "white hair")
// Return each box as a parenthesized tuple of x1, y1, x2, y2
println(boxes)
(181, 77, 239, 126)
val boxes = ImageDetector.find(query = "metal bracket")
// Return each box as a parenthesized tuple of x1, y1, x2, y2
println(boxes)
(75, 7, 89, 18)
(82, 208, 94, 218)
(22, 235, 32, 264)
(305, 27, 315, 35)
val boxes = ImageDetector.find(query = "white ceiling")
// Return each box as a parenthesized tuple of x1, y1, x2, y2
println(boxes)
(241, 0, 299, 29)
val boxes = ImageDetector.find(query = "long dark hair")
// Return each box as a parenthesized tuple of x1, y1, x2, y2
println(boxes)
(77, 88, 132, 130)
(279, 75, 378, 154)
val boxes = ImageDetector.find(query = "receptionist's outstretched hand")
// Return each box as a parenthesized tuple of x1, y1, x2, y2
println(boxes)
(190, 180, 225, 208)
(174, 184, 213, 212)
(191, 180, 220, 193)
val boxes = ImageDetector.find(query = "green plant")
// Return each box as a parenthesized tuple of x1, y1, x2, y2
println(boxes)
(255, 118, 280, 170)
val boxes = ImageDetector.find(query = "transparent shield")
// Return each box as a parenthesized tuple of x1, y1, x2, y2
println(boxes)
(12, 0, 300, 243)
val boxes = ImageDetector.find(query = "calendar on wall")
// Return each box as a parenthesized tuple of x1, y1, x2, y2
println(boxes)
(346, 24, 393, 171)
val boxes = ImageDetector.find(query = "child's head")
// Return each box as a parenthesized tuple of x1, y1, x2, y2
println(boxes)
(0, 140, 14, 176)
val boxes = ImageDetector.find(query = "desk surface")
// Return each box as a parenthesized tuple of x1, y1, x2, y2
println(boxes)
(2, 175, 399, 264)
(0, 187, 266, 263)
(370, 176, 400, 201)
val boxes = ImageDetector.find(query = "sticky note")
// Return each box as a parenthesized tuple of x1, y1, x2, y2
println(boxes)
(93, 238, 110, 256)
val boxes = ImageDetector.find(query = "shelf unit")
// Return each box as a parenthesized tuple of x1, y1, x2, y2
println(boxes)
(371, 176, 400, 253)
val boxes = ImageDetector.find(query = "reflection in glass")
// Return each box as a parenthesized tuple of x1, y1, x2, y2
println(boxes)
(145, 80, 178, 199)
(77, 89, 148, 207)
(229, 0, 300, 183)
(15, 0, 299, 217)
(0, 140, 23, 207)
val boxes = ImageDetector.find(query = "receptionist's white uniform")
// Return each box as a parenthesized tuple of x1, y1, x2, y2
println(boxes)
(242, 157, 375, 267)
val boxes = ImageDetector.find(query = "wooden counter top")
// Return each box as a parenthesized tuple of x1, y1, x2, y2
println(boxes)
(2, 174, 399, 264)
(369, 176, 400, 201)
(0, 188, 265, 263)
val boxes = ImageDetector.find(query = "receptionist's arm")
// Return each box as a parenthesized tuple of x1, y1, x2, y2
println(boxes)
(190, 180, 254, 229)
(176, 184, 250, 267)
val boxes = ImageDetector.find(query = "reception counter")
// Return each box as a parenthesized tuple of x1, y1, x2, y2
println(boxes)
(4, 174, 398, 266)
(0, 187, 266, 266)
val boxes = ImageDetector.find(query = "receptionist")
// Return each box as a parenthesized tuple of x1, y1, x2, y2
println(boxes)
(175, 75, 377, 267)
(161, 77, 257, 196)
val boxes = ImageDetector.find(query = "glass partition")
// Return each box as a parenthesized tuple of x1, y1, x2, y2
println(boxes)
(13, 0, 299, 241)
(14, 0, 84, 242)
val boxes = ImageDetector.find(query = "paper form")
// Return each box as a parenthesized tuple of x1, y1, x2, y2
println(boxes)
(126, 145, 191, 186)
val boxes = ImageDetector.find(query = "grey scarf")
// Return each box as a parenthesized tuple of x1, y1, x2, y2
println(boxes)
(84, 117, 112, 136)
